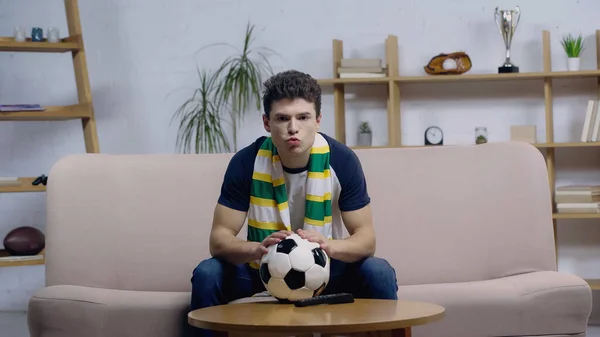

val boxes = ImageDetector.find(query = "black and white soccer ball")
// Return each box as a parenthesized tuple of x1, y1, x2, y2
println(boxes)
(259, 233, 330, 302)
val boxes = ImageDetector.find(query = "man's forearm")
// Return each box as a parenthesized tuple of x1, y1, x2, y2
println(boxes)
(210, 235, 260, 265)
(328, 230, 375, 263)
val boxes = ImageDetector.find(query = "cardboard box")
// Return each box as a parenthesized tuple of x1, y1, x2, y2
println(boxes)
(510, 125, 536, 143)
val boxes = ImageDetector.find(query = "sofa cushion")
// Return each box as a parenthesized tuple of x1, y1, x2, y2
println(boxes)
(28, 285, 194, 337)
(397, 271, 591, 337)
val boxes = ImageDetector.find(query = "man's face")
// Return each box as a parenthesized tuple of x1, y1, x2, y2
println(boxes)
(263, 98, 322, 158)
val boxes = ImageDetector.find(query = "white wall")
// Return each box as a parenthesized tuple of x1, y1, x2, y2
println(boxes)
(0, 0, 599, 313)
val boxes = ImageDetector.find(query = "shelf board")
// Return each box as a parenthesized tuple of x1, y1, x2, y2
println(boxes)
(0, 177, 46, 193)
(0, 103, 91, 121)
(553, 213, 600, 219)
(0, 249, 45, 267)
(0, 36, 80, 53)
(317, 70, 600, 86)
(535, 142, 600, 148)
(316, 77, 390, 85)
(393, 70, 600, 83)
(350, 142, 600, 150)
(585, 279, 600, 290)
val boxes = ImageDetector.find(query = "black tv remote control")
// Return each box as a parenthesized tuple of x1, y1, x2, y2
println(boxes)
(294, 293, 354, 307)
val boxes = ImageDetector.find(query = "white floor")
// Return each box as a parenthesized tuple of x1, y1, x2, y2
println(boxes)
(3, 311, 600, 337)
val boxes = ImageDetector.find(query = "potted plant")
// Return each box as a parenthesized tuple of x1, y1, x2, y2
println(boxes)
(171, 22, 278, 153)
(171, 69, 230, 154)
(560, 33, 587, 71)
(357, 121, 372, 147)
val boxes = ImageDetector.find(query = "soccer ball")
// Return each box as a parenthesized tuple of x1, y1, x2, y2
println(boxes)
(259, 233, 330, 302)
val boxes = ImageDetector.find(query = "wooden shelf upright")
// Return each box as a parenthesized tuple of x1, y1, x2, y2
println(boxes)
(0, 0, 99, 267)
(318, 30, 600, 290)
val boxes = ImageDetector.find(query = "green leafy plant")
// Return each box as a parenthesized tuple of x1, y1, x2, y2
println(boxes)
(171, 22, 278, 153)
(560, 33, 587, 58)
(359, 121, 371, 133)
(171, 69, 230, 154)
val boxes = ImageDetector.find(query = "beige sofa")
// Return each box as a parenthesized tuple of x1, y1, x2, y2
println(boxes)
(27, 141, 592, 337)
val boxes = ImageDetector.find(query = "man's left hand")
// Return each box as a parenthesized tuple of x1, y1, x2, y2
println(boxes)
(296, 229, 332, 257)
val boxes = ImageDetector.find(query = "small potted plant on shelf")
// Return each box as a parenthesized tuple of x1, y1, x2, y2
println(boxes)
(475, 127, 488, 144)
(357, 121, 372, 147)
(560, 33, 587, 71)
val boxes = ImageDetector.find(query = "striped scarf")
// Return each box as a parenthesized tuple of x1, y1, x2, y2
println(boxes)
(247, 133, 333, 268)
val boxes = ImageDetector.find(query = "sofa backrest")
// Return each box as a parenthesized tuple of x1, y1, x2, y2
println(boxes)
(44, 141, 556, 292)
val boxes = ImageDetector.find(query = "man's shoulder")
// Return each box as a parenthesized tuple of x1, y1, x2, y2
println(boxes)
(320, 132, 361, 170)
(217, 135, 267, 212)
(222, 135, 268, 187)
(320, 132, 370, 211)
(228, 135, 268, 166)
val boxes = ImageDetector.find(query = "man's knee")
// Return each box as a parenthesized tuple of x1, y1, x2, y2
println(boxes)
(360, 256, 396, 277)
(359, 256, 398, 298)
(190, 257, 232, 311)
(191, 257, 225, 286)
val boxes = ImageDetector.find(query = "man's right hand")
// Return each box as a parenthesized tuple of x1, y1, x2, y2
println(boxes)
(252, 230, 294, 259)
(210, 204, 295, 265)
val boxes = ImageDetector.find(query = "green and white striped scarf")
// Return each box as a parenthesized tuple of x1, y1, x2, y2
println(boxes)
(247, 133, 333, 268)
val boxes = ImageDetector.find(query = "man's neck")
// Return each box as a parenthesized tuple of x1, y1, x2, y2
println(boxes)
(279, 151, 310, 171)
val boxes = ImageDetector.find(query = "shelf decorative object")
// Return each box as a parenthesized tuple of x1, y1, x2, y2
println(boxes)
(3, 226, 45, 256)
(47, 27, 59, 43)
(475, 127, 488, 144)
(424, 126, 444, 146)
(494, 5, 521, 73)
(424, 52, 472, 75)
(510, 125, 536, 143)
(357, 121, 372, 147)
(561, 33, 587, 71)
(31, 27, 43, 42)
(338, 58, 386, 78)
(13, 26, 25, 42)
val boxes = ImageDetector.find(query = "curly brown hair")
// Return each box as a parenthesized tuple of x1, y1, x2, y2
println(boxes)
(262, 70, 322, 118)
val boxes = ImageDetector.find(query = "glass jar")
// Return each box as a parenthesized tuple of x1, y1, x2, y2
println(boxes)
(475, 127, 488, 144)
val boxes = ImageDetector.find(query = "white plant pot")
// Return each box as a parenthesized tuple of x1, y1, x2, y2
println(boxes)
(567, 57, 580, 71)
(357, 132, 372, 147)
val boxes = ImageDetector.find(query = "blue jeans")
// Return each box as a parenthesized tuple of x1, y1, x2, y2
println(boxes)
(189, 256, 398, 336)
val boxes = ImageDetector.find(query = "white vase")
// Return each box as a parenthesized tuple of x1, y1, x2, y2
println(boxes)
(567, 57, 580, 71)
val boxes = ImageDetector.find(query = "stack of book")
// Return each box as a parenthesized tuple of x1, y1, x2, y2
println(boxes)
(337, 58, 386, 78)
(581, 100, 600, 142)
(556, 185, 600, 214)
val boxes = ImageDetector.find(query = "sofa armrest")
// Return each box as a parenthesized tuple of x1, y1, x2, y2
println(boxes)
(28, 285, 193, 337)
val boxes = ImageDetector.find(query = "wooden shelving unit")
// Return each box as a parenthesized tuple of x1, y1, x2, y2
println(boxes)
(0, 0, 99, 266)
(317, 30, 600, 288)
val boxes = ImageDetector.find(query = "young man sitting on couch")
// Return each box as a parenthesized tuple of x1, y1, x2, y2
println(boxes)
(190, 70, 398, 334)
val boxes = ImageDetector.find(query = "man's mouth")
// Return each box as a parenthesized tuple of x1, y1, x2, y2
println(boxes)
(287, 137, 300, 145)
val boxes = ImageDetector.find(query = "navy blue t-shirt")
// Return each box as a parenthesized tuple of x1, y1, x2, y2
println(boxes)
(217, 132, 370, 235)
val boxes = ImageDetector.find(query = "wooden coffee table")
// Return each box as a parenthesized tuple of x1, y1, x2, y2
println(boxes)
(188, 298, 444, 336)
